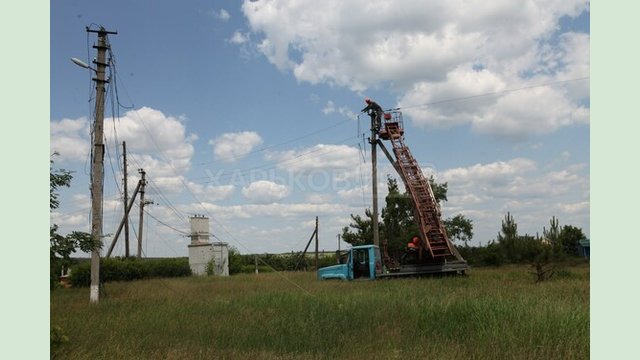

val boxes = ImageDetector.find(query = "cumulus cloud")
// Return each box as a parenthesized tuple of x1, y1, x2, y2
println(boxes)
(51, 107, 197, 182)
(239, 0, 589, 140)
(440, 158, 537, 185)
(105, 107, 196, 176)
(242, 180, 290, 203)
(209, 131, 263, 163)
(266, 144, 360, 173)
(189, 183, 235, 202)
(192, 201, 355, 220)
(438, 158, 588, 211)
(50, 117, 91, 162)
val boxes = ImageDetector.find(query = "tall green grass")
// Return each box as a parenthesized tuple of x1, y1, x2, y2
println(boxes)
(51, 265, 589, 359)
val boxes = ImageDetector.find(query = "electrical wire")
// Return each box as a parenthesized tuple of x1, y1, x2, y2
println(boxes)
(194, 135, 359, 184)
(196, 118, 352, 166)
(389, 76, 589, 112)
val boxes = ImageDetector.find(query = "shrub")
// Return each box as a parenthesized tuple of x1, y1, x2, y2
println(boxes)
(50, 325, 68, 358)
(69, 257, 191, 287)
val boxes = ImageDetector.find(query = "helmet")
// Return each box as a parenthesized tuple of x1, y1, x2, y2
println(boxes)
(364, 97, 371, 104)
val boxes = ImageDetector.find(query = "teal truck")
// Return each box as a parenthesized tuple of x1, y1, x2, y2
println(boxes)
(317, 244, 468, 280)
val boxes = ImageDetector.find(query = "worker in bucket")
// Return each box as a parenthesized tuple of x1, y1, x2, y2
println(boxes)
(361, 97, 383, 131)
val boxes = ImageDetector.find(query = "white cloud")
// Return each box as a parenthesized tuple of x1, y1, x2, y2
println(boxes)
(242, 180, 290, 203)
(188, 183, 235, 202)
(440, 158, 537, 185)
(229, 31, 249, 44)
(214, 9, 230, 21)
(51, 107, 197, 192)
(322, 100, 358, 119)
(106, 107, 196, 176)
(471, 86, 589, 138)
(50, 117, 90, 163)
(306, 193, 333, 204)
(240, 0, 589, 140)
(209, 131, 263, 163)
(266, 144, 360, 173)
(558, 201, 589, 214)
(322, 101, 336, 115)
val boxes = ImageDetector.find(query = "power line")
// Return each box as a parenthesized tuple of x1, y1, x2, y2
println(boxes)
(196, 118, 352, 166)
(390, 76, 589, 111)
(143, 207, 189, 236)
(195, 136, 359, 184)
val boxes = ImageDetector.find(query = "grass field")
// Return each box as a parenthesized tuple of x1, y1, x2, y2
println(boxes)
(50, 264, 589, 359)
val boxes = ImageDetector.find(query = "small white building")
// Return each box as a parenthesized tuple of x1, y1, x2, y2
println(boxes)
(187, 215, 229, 276)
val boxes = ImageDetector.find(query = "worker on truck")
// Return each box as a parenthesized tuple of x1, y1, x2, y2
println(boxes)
(407, 236, 421, 250)
(361, 97, 383, 131)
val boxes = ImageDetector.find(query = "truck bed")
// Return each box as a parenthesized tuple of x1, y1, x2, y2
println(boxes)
(378, 260, 469, 278)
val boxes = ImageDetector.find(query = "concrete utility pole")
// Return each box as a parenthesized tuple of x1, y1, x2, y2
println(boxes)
(122, 141, 130, 257)
(87, 26, 117, 303)
(137, 169, 147, 258)
(370, 117, 380, 247)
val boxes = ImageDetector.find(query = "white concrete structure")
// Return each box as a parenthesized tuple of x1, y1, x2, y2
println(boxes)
(187, 216, 229, 276)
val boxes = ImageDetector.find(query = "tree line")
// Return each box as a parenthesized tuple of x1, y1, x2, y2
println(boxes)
(342, 176, 588, 280)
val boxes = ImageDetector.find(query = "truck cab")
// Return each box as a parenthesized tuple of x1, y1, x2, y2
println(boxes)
(317, 245, 383, 280)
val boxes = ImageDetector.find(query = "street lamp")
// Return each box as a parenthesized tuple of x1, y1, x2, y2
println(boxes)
(70, 57, 93, 70)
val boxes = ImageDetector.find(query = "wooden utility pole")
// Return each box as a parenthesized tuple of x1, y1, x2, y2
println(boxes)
(105, 179, 142, 257)
(122, 141, 130, 257)
(314, 216, 319, 271)
(87, 26, 117, 303)
(137, 169, 147, 258)
(337, 234, 341, 263)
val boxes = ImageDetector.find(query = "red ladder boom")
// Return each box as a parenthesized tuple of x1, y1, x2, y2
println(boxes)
(380, 112, 464, 261)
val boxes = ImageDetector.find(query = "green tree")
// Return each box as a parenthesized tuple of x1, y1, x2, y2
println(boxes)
(444, 214, 474, 247)
(428, 175, 448, 204)
(381, 177, 418, 252)
(227, 247, 244, 275)
(496, 212, 521, 262)
(543, 216, 561, 249)
(559, 225, 586, 256)
(50, 154, 72, 210)
(341, 210, 376, 247)
(342, 175, 470, 257)
(50, 155, 100, 289)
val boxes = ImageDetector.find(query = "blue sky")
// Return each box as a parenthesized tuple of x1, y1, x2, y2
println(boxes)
(50, 0, 590, 257)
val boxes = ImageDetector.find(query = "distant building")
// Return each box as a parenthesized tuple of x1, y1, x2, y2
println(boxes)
(187, 215, 229, 276)
(578, 238, 590, 260)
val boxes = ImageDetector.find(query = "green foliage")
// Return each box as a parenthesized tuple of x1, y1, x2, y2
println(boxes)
(381, 176, 418, 253)
(206, 259, 216, 276)
(341, 210, 375, 247)
(444, 214, 474, 246)
(50, 156, 101, 290)
(458, 242, 505, 267)
(50, 325, 69, 359)
(497, 212, 524, 262)
(342, 175, 468, 262)
(228, 247, 244, 275)
(50, 153, 73, 211)
(428, 175, 448, 204)
(69, 258, 191, 287)
(559, 225, 587, 257)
